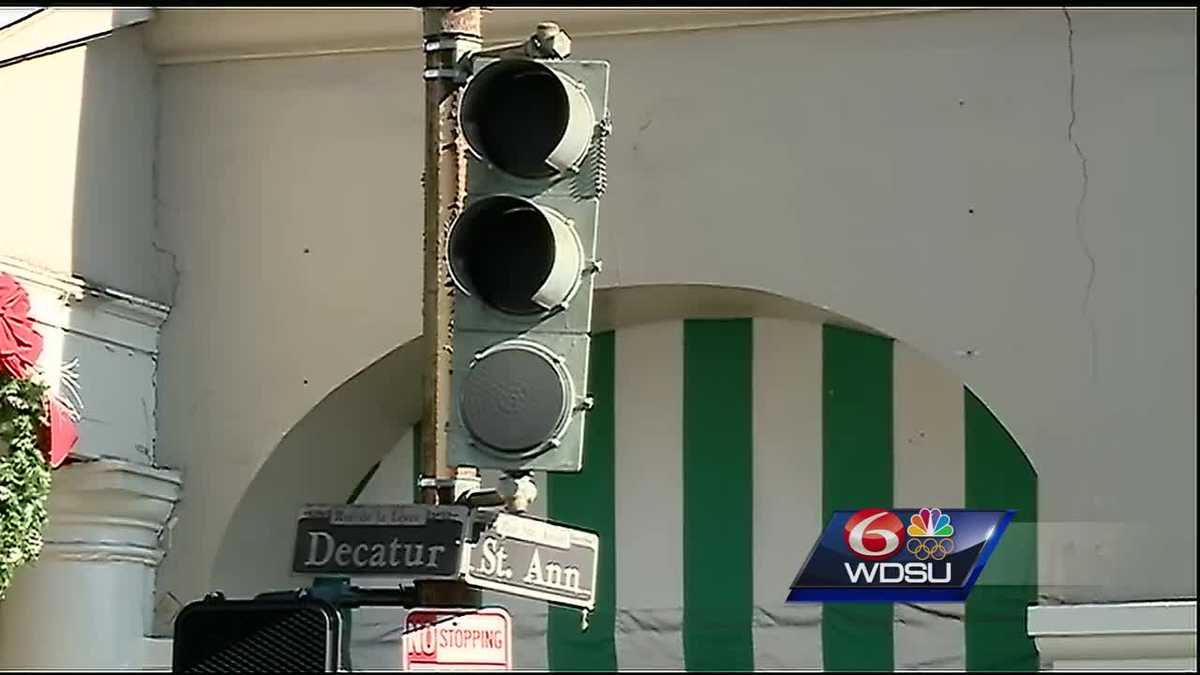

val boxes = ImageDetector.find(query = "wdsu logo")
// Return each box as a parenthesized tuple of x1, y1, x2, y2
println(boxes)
(787, 508, 1014, 603)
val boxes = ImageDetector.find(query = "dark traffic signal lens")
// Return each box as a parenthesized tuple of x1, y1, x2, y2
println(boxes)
(460, 341, 573, 455)
(448, 195, 582, 316)
(461, 59, 595, 179)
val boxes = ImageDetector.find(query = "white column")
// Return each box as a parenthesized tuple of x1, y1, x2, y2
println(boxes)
(0, 459, 181, 670)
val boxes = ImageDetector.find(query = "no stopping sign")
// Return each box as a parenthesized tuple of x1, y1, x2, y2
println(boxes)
(402, 607, 512, 671)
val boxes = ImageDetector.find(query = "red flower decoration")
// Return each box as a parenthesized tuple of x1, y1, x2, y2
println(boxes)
(0, 272, 44, 380)
(40, 398, 79, 469)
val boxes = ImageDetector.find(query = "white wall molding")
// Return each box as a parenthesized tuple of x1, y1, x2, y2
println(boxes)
(0, 254, 170, 339)
(43, 458, 183, 567)
(0, 458, 183, 670)
(0, 7, 152, 69)
(145, 7, 947, 65)
(2, 256, 169, 464)
(1029, 601, 1197, 670)
(142, 637, 173, 671)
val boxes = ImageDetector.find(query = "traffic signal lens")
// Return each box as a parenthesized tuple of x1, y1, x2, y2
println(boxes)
(448, 196, 582, 315)
(461, 59, 595, 178)
(460, 341, 573, 455)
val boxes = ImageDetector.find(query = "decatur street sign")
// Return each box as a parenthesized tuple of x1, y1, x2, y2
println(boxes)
(462, 512, 599, 610)
(292, 504, 468, 577)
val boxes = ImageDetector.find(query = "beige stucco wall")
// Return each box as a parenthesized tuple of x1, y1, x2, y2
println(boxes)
(95, 7, 1197, 620)
(0, 24, 173, 303)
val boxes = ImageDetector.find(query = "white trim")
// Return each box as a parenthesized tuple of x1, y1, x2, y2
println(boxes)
(40, 541, 166, 567)
(142, 637, 173, 672)
(0, 7, 152, 69)
(145, 8, 949, 65)
(43, 458, 183, 567)
(1029, 601, 1197, 667)
(0, 255, 170, 334)
(1029, 601, 1197, 637)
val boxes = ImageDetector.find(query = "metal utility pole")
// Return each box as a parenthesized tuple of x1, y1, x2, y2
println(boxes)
(420, 6, 480, 506)
(418, 6, 482, 609)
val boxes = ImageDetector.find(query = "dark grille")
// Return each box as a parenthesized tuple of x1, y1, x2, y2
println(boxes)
(174, 599, 338, 672)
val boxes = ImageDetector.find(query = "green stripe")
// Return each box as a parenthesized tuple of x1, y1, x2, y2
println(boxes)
(965, 388, 1039, 672)
(547, 331, 618, 671)
(682, 319, 755, 672)
(821, 324, 894, 672)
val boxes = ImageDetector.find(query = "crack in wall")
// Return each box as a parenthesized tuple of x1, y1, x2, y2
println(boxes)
(898, 602, 965, 622)
(150, 63, 181, 311)
(1064, 8, 1098, 382)
(150, 239, 181, 309)
(147, 59, 178, 478)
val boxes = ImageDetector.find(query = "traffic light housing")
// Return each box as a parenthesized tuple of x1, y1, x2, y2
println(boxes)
(448, 56, 610, 473)
(172, 593, 343, 672)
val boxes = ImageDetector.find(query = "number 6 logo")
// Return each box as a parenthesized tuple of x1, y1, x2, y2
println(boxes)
(843, 509, 905, 561)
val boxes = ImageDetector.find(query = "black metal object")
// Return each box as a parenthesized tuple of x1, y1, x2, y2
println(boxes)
(173, 583, 423, 673)
(172, 593, 342, 673)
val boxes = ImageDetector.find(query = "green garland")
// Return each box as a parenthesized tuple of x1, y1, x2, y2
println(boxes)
(0, 372, 51, 599)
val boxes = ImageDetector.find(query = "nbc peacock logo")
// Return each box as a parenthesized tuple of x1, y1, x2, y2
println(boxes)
(905, 507, 955, 561)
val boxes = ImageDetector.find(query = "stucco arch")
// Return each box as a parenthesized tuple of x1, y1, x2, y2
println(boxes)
(211, 283, 1036, 603)
(210, 335, 427, 597)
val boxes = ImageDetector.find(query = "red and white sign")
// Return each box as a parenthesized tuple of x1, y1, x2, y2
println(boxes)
(403, 607, 512, 671)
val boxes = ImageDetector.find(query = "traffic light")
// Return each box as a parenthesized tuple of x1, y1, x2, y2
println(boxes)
(172, 593, 344, 672)
(448, 55, 610, 473)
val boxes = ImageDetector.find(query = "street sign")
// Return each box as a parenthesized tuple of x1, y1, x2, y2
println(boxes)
(403, 607, 512, 672)
(462, 512, 599, 610)
(292, 504, 468, 577)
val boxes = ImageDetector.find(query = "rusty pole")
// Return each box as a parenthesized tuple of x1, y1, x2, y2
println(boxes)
(417, 6, 482, 608)
(420, 7, 480, 506)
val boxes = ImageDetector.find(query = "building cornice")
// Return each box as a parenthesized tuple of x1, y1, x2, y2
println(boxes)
(1028, 601, 1197, 664)
(43, 458, 183, 568)
(0, 255, 170, 334)
(0, 7, 152, 69)
(145, 7, 950, 65)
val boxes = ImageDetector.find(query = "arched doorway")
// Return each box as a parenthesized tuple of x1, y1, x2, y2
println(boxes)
(214, 285, 1038, 671)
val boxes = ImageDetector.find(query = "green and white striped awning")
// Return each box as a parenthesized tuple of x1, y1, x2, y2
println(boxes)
(348, 319, 1038, 671)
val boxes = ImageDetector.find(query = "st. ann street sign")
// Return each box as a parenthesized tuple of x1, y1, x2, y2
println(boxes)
(292, 504, 468, 577)
(462, 512, 599, 610)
